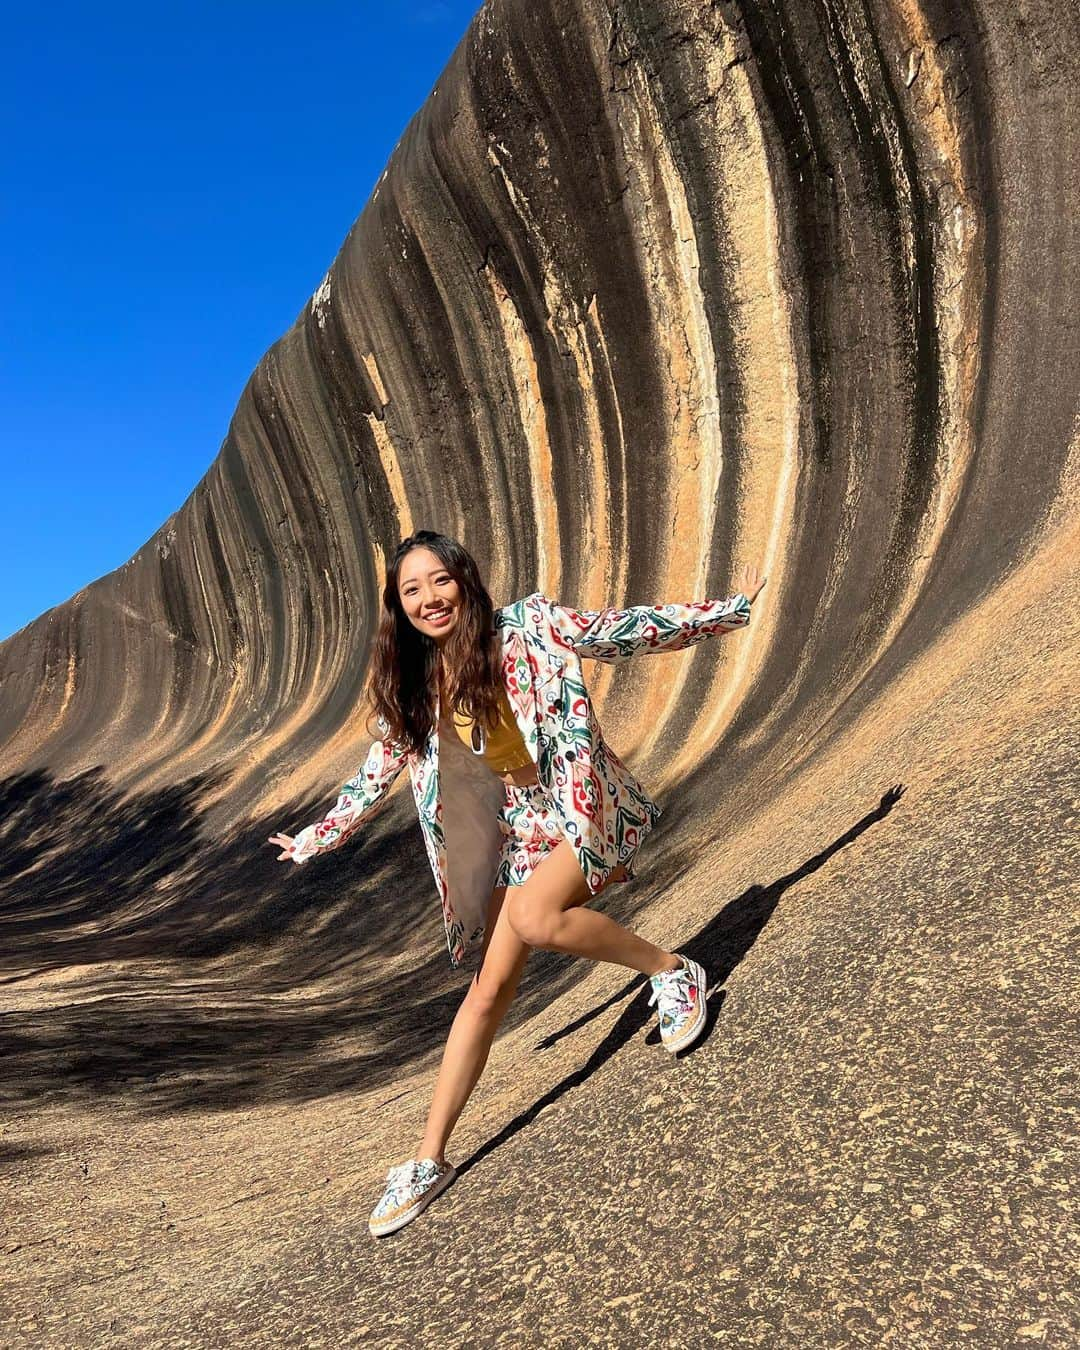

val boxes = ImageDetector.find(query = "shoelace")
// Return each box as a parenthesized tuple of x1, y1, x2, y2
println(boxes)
(385, 1158, 438, 1189)
(646, 961, 693, 1007)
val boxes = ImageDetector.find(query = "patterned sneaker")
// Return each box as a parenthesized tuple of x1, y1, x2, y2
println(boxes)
(647, 953, 708, 1053)
(368, 1157, 457, 1237)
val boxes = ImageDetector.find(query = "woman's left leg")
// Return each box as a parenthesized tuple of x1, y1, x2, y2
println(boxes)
(504, 839, 680, 975)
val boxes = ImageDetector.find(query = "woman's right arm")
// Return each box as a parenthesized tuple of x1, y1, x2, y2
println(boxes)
(275, 732, 410, 864)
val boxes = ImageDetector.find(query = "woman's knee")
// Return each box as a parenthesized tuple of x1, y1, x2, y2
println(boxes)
(504, 890, 559, 949)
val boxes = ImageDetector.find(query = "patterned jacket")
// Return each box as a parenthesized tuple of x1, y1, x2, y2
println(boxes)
(289, 591, 752, 967)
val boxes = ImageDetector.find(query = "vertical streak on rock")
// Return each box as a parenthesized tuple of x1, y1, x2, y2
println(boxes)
(478, 235, 562, 598)
(607, 55, 725, 757)
(816, 0, 945, 632)
(864, 0, 984, 616)
(364, 407, 415, 543)
(567, 293, 629, 710)
(549, 301, 613, 612)
(582, 293, 630, 604)
(665, 73, 807, 782)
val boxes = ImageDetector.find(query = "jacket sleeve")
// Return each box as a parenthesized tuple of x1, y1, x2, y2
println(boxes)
(289, 732, 409, 864)
(541, 591, 751, 663)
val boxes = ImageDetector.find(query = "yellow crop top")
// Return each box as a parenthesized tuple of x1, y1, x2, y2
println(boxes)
(450, 683, 533, 773)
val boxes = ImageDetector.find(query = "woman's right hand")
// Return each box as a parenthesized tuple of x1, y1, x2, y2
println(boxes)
(268, 832, 297, 862)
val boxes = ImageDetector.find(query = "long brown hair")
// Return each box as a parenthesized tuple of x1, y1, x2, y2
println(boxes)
(364, 531, 505, 757)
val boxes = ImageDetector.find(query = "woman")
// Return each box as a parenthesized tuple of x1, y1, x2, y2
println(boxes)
(268, 530, 766, 1237)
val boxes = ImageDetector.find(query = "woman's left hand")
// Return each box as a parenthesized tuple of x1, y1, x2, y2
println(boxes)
(737, 563, 768, 605)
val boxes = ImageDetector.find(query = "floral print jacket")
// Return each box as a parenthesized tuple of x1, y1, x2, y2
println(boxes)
(289, 591, 752, 967)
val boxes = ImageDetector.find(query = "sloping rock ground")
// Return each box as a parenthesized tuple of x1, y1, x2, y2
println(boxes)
(2, 498, 1075, 1347)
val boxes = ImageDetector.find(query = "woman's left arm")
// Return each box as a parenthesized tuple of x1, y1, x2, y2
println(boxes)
(542, 564, 766, 664)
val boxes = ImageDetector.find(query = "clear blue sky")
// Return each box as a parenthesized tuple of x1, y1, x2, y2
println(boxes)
(1, 1, 480, 643)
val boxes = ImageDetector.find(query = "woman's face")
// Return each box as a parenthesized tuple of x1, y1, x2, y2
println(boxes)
(397, 547, 463, 646)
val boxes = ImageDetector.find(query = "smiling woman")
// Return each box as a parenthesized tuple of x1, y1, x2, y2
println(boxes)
(266, 527, 765, 1237)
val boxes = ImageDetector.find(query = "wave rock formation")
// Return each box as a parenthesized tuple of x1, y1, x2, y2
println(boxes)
(3, 1, 1076, 1344)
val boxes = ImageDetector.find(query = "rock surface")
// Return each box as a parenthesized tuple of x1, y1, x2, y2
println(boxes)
(2, 0, 1077, 1345)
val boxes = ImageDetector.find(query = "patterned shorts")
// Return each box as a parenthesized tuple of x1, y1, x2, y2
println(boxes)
(493, 779, 569, 888)
(492, 778, 641, 891)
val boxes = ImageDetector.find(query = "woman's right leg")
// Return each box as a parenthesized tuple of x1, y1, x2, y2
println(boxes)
(414, 883, 531, 1163)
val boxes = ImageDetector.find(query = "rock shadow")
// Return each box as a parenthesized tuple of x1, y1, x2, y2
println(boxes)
(0, 765, 467, 1113)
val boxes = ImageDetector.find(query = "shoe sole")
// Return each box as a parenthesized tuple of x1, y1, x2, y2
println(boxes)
(368, 1163, 458, 1238)
(661, 957, 709, 1054)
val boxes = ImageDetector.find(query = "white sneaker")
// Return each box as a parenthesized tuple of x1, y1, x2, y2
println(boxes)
(368, 1157, 457, 1237)
(647, 953, 709, 1053)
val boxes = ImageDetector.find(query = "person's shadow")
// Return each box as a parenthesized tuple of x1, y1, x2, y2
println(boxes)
(451, 784, 905, 1182)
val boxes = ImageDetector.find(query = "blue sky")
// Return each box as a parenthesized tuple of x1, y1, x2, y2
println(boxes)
(1, 2, 480, 643)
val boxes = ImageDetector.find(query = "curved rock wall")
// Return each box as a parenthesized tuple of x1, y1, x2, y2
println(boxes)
(0, 0, 1075, 834)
